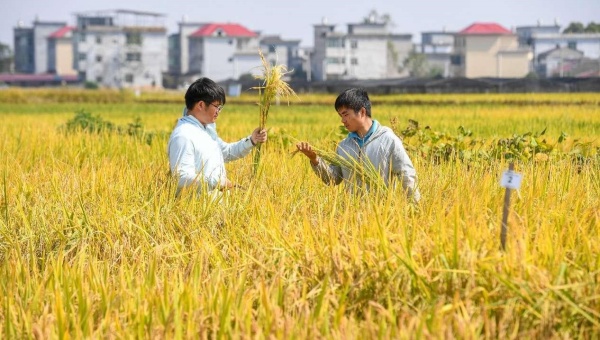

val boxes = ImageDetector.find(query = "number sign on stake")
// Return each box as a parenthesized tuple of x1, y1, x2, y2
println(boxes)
(500, 170, 523, 189)
(500, 163, 522, 250)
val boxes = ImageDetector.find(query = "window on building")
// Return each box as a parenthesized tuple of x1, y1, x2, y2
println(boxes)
(326, 57, 344, 64)
(450, 54, 462, 65)
(268, 45, 276, 53)
(125, 74, 134, 83)
(126, 32, 142, 45)
(567, 41, 577, 50)
(327, 39, 344, 48)
(126, 52, 142, 62)
(96, 55, 102, 62)
(96, 36, 102, 44)
(78, 53, 87, 61)
(79, 33, 86, 42)
(351, 58, 358, 65)
(351, 40, 358, 49)
(96, 76, 103, 83)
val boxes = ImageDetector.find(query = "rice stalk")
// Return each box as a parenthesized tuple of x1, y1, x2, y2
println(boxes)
(308, 145, 388, 193)
(252, 49, 297, 173)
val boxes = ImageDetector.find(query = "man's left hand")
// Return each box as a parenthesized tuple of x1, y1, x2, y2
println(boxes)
(251, 128, 267, 145)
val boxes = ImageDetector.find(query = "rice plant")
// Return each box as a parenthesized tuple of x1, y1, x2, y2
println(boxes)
(251, 49, 297, 173)
(0, 92, 599, 338)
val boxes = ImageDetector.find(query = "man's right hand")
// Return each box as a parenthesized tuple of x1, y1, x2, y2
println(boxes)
(296, 142, 319, 166)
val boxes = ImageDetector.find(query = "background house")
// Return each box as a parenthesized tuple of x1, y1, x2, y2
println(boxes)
(311, 17, 412, 81)
(14, 19, 66, 74)
(259, 35, 302, 79)
(537, 46, 583, 77)
(452, 22, 532, 78)
(187, 23, 260, 82)
(420, 31, 455, 77)
(47, 26, 76, 76)
(73, 9, 167, 88)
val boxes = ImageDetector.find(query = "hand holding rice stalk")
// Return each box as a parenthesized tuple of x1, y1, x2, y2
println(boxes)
(252, 49, 297, 172)
(291, 143, 388, 192)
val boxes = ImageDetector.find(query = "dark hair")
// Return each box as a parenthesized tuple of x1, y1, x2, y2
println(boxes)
(334, 88, 371, 117)
(184, 77, 226, 110)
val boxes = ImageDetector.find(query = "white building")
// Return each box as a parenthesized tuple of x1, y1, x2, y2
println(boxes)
(187, 23, 261, 82)
(421, 31, 455, 77)
(530, 33, 600, 60)
(14, 19, 66, 74)
(73, 9, 167, 88)
(311, 18, 413, 81)
(260, 35, 302, 79)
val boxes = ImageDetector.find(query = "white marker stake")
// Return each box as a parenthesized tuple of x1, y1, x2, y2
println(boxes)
(500, 163, 522, 250)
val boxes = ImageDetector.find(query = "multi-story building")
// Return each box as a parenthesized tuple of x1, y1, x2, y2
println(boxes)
(537, 46, 584, 77)
(47, 26, 76, 75)
(421, 31, 455, 77)
(259, 35, 302, 79)
(73, 9, 167, 88)
(515, 22, 600, 77)
(187, 23, 261, 82)
(452, 23, 532, 78)
(529, 32, 600, 60)
(516, 22, 561, 47)
(311, 18, 412, 81)
(168, 20, 206, 77)
(14, 19, 66, 74)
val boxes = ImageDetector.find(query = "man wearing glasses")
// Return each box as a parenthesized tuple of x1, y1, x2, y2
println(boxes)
(168, 77, 267, 197)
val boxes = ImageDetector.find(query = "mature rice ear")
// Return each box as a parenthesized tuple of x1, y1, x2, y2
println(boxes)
(251, 49, 298, 173)
(251, 49, 298, 130)
(310, 145, 387, 192)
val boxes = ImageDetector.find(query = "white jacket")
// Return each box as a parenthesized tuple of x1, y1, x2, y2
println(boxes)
(167, 115, 254, 194)
(312, 123, 421, 201)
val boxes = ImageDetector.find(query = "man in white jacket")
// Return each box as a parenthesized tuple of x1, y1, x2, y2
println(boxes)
(296, 88, 420, 202)
(168, 77, 267, 196)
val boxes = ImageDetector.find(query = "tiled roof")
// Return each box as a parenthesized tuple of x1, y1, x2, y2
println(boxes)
(49, 26, 75, 38)
(190, 23, 257, 37)
(459, 23, 512, 35)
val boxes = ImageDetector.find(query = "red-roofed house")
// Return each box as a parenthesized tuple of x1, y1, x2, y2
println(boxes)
(48, 26, 77, 76)
(187, 23, 261, 82)
(452, 22, 532, 78)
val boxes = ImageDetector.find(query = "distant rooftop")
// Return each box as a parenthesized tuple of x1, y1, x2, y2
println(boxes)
(459, 23, 512, 35)
(74, 9, 165, 17)
(48, 26, 75, 38)
(190, 23, 257, 38)
(74, 9, 166, 28)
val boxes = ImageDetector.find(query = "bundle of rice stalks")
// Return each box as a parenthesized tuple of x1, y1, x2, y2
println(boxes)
(293, 145, 388, 192)
(253, 49, 297, 129)
(252, 49, 297, 172)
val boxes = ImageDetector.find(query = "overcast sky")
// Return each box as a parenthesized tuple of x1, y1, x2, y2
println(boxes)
(2, 0, 599, 49)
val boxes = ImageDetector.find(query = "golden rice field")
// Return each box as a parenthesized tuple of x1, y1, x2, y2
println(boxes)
(0, 89, 599, 338)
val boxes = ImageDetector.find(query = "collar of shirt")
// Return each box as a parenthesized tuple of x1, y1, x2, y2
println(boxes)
(179, 114, 218, 140)
(349, 120, 379, 147)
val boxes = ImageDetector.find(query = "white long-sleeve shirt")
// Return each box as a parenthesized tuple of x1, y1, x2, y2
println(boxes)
(167, 115, 254, 195)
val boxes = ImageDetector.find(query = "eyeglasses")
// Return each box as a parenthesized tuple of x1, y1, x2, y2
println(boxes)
(208, 102, 224, 112)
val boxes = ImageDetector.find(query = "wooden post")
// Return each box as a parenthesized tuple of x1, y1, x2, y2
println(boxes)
(500, 162, 515, 250)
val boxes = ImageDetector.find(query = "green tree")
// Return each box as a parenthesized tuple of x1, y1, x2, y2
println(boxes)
(403, 51, 429, 78)
(584, 21, 600, 33)
(363, 9, 394, 28)
(563, 22, 585, 33)
(0, 42, 12, 73)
